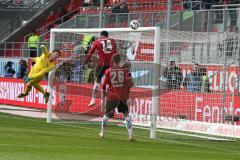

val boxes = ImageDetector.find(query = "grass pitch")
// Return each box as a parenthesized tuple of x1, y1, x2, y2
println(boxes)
(0, 113, 240, 160)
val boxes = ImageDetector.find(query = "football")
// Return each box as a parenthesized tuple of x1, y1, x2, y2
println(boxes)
(130, 20, 140, 30)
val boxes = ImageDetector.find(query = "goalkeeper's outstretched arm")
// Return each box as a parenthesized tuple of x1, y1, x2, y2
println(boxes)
(40, 45, 50, 56)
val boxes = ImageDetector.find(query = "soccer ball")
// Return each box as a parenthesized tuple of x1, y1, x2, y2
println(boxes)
(130, 20, 140, 30)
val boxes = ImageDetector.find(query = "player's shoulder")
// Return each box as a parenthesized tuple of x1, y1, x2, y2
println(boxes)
(93, 39, 101, 43)
(105, 68, 111, 74)
(93, 38, 103, 43)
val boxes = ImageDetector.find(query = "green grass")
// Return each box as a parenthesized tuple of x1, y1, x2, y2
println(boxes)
(0, 113, 240, 160)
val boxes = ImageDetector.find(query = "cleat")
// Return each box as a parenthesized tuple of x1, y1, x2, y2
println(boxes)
(88, 100, 95, 107)
(17, 93, 28, 98)
(99, 132, 104, 138)
(44, 92, 50, 104)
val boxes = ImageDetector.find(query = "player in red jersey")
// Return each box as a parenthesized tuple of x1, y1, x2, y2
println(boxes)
(83, 31, 117, 107)
(99, 54, 134, 141)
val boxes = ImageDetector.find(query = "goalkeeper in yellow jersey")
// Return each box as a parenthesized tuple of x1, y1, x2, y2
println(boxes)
(17, 45, 60, 104)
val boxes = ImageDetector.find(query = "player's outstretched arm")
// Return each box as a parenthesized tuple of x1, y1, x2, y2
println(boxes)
(40, 45, 49, 56)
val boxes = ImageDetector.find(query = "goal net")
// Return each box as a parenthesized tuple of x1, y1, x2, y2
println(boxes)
(47, 27, 239, 140)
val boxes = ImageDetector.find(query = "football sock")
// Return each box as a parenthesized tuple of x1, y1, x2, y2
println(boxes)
(125, 116, 133, 137)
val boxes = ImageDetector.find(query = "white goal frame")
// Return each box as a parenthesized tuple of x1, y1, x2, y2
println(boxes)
(47, 27, 161, 139)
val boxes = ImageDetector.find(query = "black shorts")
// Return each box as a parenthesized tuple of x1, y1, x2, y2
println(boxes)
(105, 100, 129, 115)
(95, 65, 109, 83)
(29, 47, 37, 57)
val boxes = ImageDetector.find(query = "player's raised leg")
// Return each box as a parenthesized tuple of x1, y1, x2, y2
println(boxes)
(32, 83, 50, 104)
(88, 65, 107, 107)
(17, 84, 32, 98)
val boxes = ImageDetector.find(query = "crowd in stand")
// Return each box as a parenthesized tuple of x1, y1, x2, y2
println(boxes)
(162, 60, 210, 93)
(4, 59, 27, 78)
(184, 0, 240, 10)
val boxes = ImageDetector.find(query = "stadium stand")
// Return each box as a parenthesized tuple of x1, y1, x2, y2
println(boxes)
(0, 0, 240, 59)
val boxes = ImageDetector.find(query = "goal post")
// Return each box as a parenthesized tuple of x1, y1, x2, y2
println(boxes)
(47, 27, 161, 139)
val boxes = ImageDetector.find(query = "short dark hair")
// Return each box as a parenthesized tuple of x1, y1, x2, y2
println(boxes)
(101, 31, 108, 37)
(112, 54, 121, 64)
(32, 30, 37, 34)
(53, 49, 60, 55)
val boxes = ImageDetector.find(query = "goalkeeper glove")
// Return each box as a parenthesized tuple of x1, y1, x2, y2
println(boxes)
(40, 45, 45, 48)
(23, 76, 33, 83)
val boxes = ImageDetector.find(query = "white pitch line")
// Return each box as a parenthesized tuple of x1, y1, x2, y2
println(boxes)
(0, 113, 240, 155)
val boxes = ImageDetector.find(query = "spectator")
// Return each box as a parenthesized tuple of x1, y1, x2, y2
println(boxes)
(5, 61, 15, 78)
(203, 0, 214, 9)
(64, 0, 78, 20)
(27, 30, 39, 57)
(183, 0, 192, 10)
(53, 8, 62, 25)
(46, 11, 55, 29)
(228, 0, 238, 26)
(83, 0, 91, 6)
(17, 59, 27, 78)
(92, 0, 100, 6)
(14, 0, 23, 5)
(211, 0, 223, 24)
(112, 5, 121, 13)
(182, 63, 202, 92)
(119, 3, 129, 22)
(119, 3, 129, 13)
(200, 67, 210, 93)
(82, 34, 96, 53)
(226, 25, 238, 57)
(163, 59, 182, 89)
(110, 5, 121, 23)
(83, 62, 94, 83)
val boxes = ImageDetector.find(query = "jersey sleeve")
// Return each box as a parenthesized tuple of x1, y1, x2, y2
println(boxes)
(84, 42, 98, 65)
(102, 69, 110, 91)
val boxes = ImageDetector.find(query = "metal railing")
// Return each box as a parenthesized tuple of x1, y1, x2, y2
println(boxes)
(0, 0, 46, 10)
(0, 41, 49, 58)
(0, 0, 53, 42)
(51, 8, 240, 33)
(182, 0, 203, 10)
(23, 6, 91, 42)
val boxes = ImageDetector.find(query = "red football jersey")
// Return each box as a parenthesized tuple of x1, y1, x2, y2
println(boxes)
(85, 37, 117, 67)
(102, 66, 132, 100)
